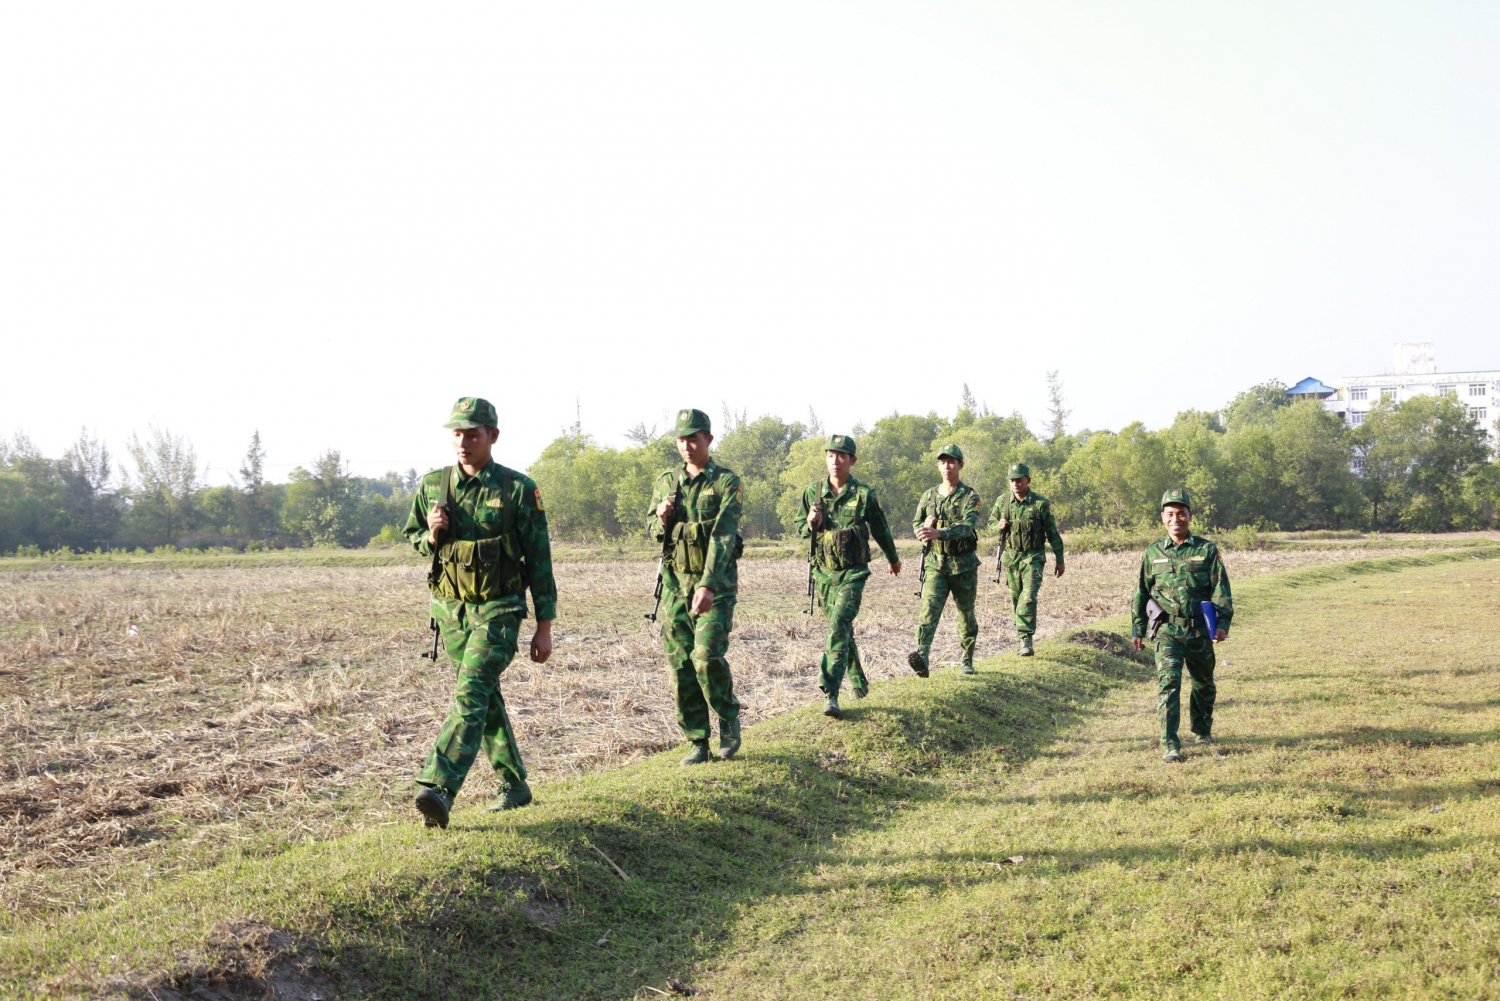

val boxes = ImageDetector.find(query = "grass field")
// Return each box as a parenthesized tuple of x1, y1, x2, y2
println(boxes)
(0, 541, 1450, 933)
(1, 544, 1497, 998)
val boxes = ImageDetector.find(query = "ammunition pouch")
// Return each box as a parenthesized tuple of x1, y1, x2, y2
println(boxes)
(667, 520, 742, 575)
(435, 533, 526, 601)
(1002, 515, 1046, 552)
(935, 533, 977, 556)
(816, 524, 870, 571)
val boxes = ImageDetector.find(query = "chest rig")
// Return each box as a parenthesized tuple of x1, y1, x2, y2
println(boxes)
(427, 465, 527, 603)
(663, 472, 743, 575)
(930, 488, 977, 556)
(1000, 494, 1046, 552)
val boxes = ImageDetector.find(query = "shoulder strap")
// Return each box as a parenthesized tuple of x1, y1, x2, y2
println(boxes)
(439, 465, 453, 512)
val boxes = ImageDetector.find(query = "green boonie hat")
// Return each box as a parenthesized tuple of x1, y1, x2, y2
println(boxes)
(1008, 462, 1030, 479)
(824, 434, 856, 456)
(444, 396, 498, 429)
(1161, 487, 1192, 510)
(937, 443, 964, 462)
(672, 408, 712, 437)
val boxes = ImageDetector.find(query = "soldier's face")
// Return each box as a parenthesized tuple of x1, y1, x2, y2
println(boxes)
(1010, 475, 1031, 497)
(1162, 504, 1191, 539)
(937, 456, 962, 481)
(825, 450, 855, 480)
(452, 426, 498, 467)
(677, 431, 712, 467)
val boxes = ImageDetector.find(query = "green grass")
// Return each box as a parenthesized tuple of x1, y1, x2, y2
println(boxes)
(3, 548, 1498, 998)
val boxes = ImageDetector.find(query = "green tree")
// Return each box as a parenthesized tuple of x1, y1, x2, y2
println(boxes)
(281, 450, 374, 546)
(123, 427, 201, 546)
(1268, 402, 1364, 529)
(857, 412, 949, 527)
(1356, 395, 1491, 531)
(715, 415, 807, 538)
(1057, 423, 1172, 527)
(528, 432, 630, 539)
(1222, 380, 1291, 432)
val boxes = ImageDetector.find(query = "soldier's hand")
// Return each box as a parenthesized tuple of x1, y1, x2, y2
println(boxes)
(915, 525, 941, 542)
(530, 620, 553, 663)
(690, 586, 715, 616)
(996, 518, 1010, 532)
(806, 507, 822, 530)
(427, 506, 450, 546)
(656, 499, 675, 525)
(1132, 637, 1145, 652)
(888, 560, 902, 576)
(1054, 561, 1065, 578)
(1214, 627, 1227, 643)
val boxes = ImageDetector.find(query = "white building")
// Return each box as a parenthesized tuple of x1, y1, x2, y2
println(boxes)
(1287, 343, 1498, 451)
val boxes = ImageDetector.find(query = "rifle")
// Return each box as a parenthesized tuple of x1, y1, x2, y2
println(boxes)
(645, 481, 681, 623)
(805, 503, 823, 615)
(421, 467, 453, 661)
(991, 497, 1011, 585)
(914, 514, 935, 596)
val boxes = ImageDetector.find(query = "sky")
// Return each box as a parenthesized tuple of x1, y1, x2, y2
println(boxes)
(3, 2, 1498, 484)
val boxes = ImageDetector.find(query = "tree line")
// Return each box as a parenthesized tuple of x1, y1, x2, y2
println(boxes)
(2, 376, 1497, 555)
(0, 429, 412, 554)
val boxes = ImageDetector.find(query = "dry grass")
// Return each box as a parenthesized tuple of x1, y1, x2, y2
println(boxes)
(0, 544, 1445, 925)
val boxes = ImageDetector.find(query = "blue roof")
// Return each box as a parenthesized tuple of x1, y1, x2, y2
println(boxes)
(1286, 377, 1337, 396)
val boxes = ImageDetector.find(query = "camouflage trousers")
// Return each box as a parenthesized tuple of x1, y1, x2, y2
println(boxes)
(415, 598, 527, 799)
(815, 569, 870, 698)
(1154, 632, 1217, 750)
(914, 564, 979, 667)
(1002, 549, 1046, 637)
(660, 591, 741, 742)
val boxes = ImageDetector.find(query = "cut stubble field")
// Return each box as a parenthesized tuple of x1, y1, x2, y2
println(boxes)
(0, 543, 1476, 929)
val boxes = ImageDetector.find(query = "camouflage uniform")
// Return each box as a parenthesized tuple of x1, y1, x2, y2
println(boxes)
(405, 398, 556, 805)
(912, 445, 983, 670)
(648, 410, 743, 746)
(987, 464, 1064, 645)
(1131, 489, 1233, 752)
(796, 435, 901, 700)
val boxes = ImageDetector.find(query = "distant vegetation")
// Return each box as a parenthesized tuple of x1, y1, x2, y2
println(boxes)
(1, 377, 1497, 555)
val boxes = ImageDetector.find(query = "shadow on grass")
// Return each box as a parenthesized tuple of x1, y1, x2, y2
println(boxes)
(260, 635, 1148, 999)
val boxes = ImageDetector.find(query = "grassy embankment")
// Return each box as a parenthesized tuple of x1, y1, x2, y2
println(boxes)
(3, 547, 1499, 998)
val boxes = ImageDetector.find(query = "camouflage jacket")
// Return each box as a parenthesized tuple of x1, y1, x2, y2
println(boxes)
(647, 459, 743, 597)
(913, 481, 982, 570)
(988, 490, 1064, 559)
(1130, 534, 1233, 641)
(404, 461, 557, 620)
(796, 476, 900, 575)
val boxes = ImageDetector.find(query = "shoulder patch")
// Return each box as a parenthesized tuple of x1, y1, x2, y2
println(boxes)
(533, 488, 544, 512)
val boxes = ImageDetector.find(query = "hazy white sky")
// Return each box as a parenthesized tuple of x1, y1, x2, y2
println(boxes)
(3, 2, 1497, 483)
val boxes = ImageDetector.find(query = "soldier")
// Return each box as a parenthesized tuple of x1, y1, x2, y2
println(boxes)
(405, 397, 556, 829)
(988, 462, 1065, 657)
(908, 444, 983, 676)
(648, 408, 744, 765)
(797, 434, 902, 719)
(1131, 488, 1233, 763)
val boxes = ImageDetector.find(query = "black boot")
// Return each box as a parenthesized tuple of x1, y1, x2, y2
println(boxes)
(717, 717, 741, 760)
(907, 650, 929, 678)
(415, 787, 452, 829)
(681, 740, 712, 765)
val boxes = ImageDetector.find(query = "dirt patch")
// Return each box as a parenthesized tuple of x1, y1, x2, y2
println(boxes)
(104, 919, 333, 1000)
